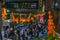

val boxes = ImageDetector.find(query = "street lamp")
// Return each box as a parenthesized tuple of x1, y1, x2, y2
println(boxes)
(54, 2, 58, 8)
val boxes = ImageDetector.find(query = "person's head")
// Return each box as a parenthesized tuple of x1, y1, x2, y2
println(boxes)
(25, 29, 27, 31)
(6, 26, 9, 29)
(10, 27, 13, 31)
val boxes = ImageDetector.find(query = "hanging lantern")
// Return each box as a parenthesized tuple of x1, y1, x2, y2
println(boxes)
(1, 8, 6, 20)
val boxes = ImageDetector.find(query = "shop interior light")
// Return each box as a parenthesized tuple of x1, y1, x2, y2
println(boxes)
(55, 3, 58, 7)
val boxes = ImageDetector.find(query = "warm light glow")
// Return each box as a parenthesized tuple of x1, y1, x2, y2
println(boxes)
(31, 17, 34, 21)
(11, 12, 15, 21)
(48, 11, 55, 35)
(49, 16, 52, 19)
(11, 12, 18, 22)
(1, 8, 6, 20)
(48, 11, 51, 15)
(15, 18, 18, 23)
(2, 9, 45, 23)
(20, 13, 31, 22)
(19, 13, 45, 22)
(34, 14, 45, 18)
(22, 19, 26, 22)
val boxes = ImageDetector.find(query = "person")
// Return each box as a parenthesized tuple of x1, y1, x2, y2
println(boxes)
(17, 29, 20, 40)
(20, 29, 24, 40)
(14, 29, 18, 40)
(6, 26, 10, 38)
(1, 30, 5, 40)
(27, 29, 31, 40)
(4, 31, 8, 40)
(0, 30, 2, 40)
(9, 27, 15, 40)
(24, 29, 28, 40)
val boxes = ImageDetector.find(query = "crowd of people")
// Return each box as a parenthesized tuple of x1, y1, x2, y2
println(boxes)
(1, 20, 47, 40)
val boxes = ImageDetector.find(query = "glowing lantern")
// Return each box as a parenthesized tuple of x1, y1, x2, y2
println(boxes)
(14, 18, 18, 23)
(47, 11, 55, 35)
(22, 19, 26, 22)
(1, 8, 6, 20)
(11, 12, 18, 22)
(19, 13, 45, 22)
(49, 16, 52, 19)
